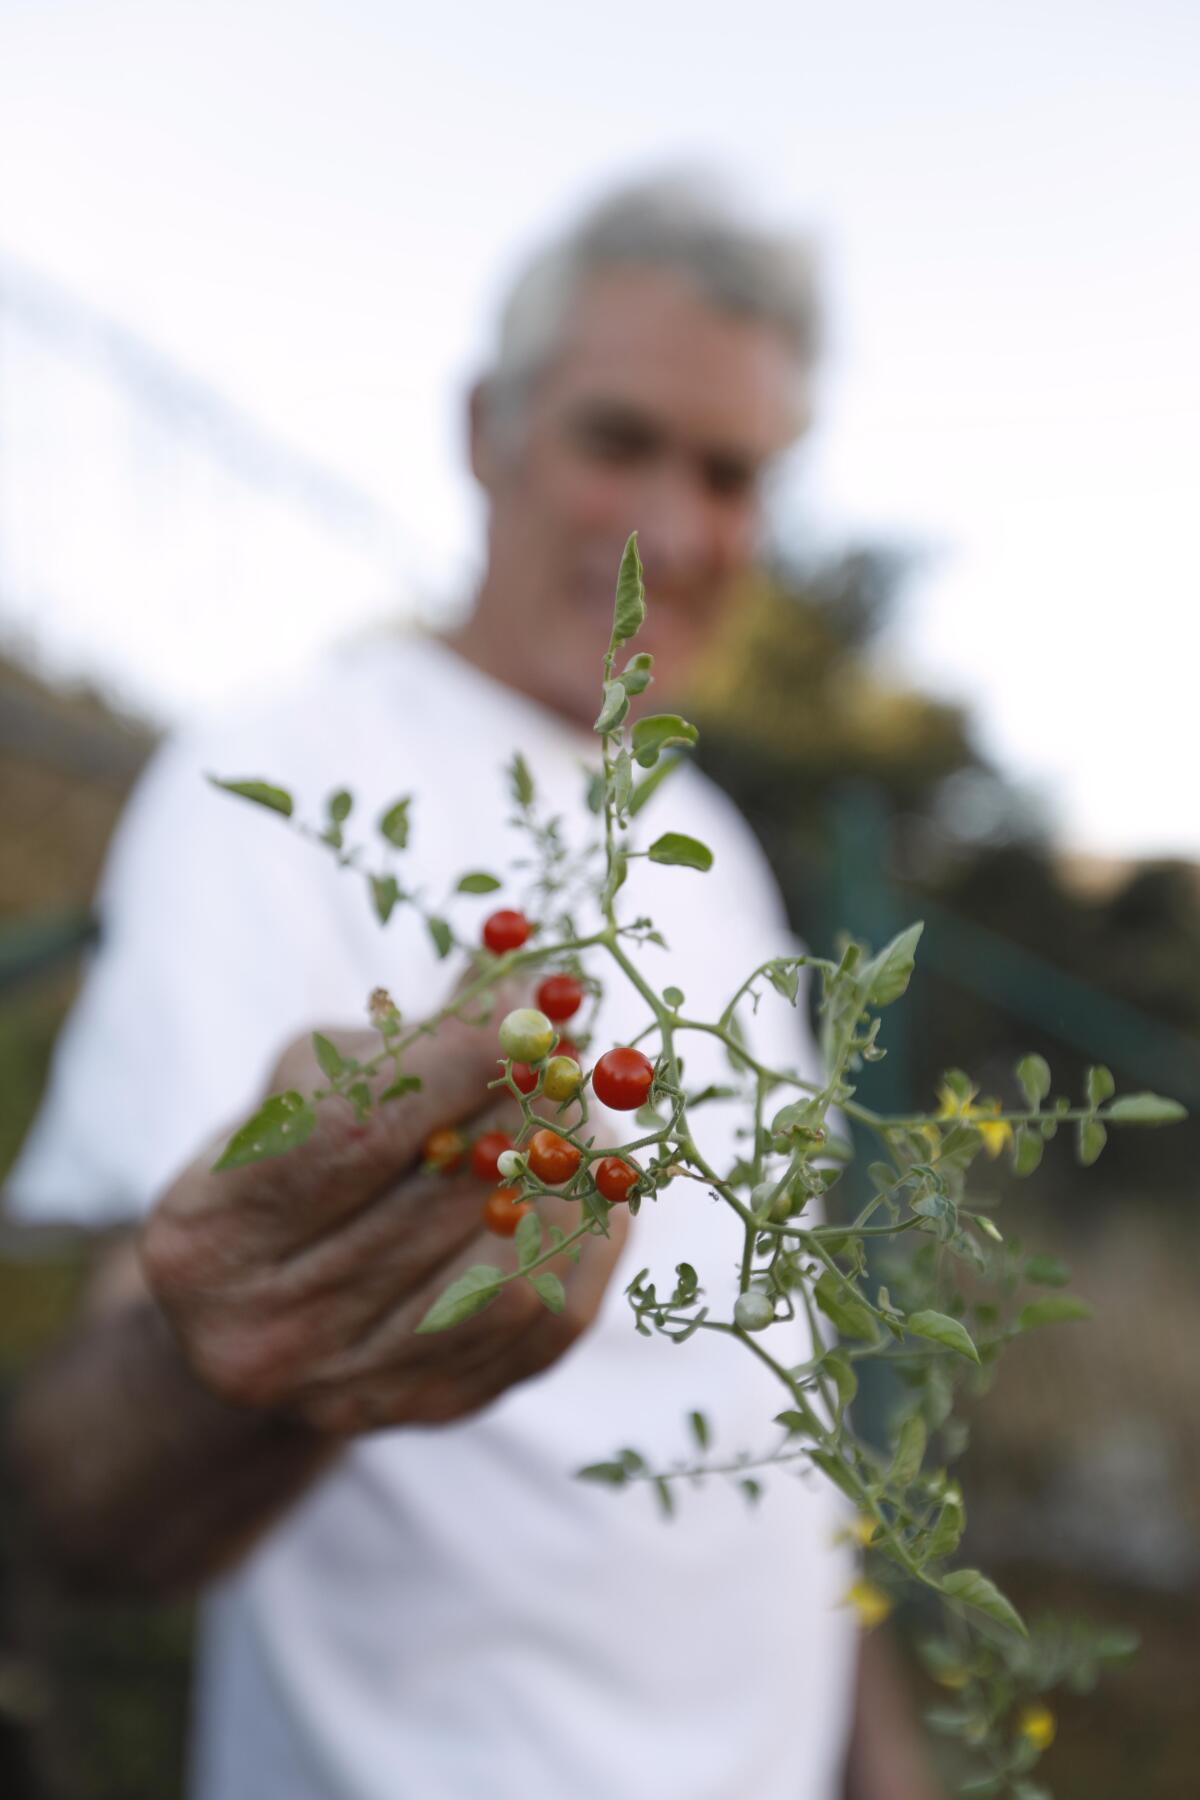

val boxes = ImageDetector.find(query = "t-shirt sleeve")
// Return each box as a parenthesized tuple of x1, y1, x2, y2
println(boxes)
(3, 727, 332, 1228)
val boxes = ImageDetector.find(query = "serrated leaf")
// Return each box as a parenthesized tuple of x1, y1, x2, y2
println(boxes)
(814, 1270, 877, 1340)
(1016, 1295, 1093, 1330)
(1106, 1092, 1187, 1125)
(213, 1091, 315, 1169)
(378, 797, 411, 849)
(612, 531, 646, 644)
(426, 915, 453, 959)
(1013, 1124, 1044, 1176)
(415, 1263, 503, 1333)
(631, 713, 699, 768)
(312, 1032, 346, 1079)
(379, 1073, 422, 1102)
(1085, 1064, 1116, 1106)
(888, 1413, 927, 1488)
(370, 873, 400, 924)
(865, 922, 924, 1007)
(689, 1409, 710, 1451)
(594, 679, 630, 735)
(514, 1208, 542, 1269)
(647, 832, 713, 872)
(208, 776, 293, 818)
(528, 1269, 566, 1314)
(941, 1568, 1027, 1637)
(1077, 1117, 1107, 1165)
(1016, 1053, 1052, 1108)
(907, 1309, 980, 1364)
(508, 752, 535, 808)
(456, 871, 503, 894)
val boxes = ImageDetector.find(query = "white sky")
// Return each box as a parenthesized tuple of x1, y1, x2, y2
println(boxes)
(1, 0, 1198, 856)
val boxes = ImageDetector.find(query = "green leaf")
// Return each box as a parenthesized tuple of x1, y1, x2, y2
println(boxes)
(312, 1032, 346, 1079)
(823, 1350, 858, 1407)
(208, 776, 293, 818)
(739, 1478, 762, 1506)
(370, 873, 400, 924)
(689, 1410, 710, 1451)
(1012, 1124, 1044, 1177)
(619, 651, 654, 696)
(528, 1270, 566, 1314)
(1085, 1064, 1116, 1106)
(926, 1491, 966, 1560)
(1016, 1053, 1052, 1108)
(1077, 1117, 1107, 1166)
(941, 1568, 1027, 1637)
(1016, 1295, 1093, 1331)
(327, 788, 353, 825)
(594, 679, 630, 735)
(1023, 1253, 1070, 1287)
(654, 1475, 675, 1517)
(863, 922, 924, 1007)
(647, 832, 713, 873)
(213, 1091, 315, 1169)
(456, 871, 503, 894)
(888, 1413, 927, 1489)
(814, 1270, 877, 1341)
(1106, 1092, 1187, 1125)
(514, 1208, 542, 1270)
(631, 713, 699, 768)
(628, 751, 683, 818)
(766, 960, 801, 1004)
(379, 1072, 422, 1101)
(663, 985, 685, 1008)
(378, 797, 411, 849)
(906, 1309, 980, 1364)
(508, 752, 535, 808)
(577, 1460, 629, 1487)
(613, 747, 633, 815)
(415, 1264, 503, 1333)
(426, 915, 453, 959)
(611, 530, 646, 645)
(773, 1409, 809, 1436)
(808, 1447, 862, 1504)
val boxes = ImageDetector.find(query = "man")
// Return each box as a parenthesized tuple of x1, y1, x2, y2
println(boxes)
(6, 179, 940, 1798)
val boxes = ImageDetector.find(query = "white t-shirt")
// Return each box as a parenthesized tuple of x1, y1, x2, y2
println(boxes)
(6, 633, 857, 1800)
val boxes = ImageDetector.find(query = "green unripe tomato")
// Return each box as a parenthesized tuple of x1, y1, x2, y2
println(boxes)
(496, 1149, 525, 1181)
(498, 1008, 555, 1064)
(542, 1055, 582, 1102)
(734, 1291, 774, 1332)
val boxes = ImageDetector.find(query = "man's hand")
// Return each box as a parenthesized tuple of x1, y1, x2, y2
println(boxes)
(142, 1001, 627, 1436)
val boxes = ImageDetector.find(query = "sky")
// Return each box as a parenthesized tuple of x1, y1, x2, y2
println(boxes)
(1, 0, 1198, 856)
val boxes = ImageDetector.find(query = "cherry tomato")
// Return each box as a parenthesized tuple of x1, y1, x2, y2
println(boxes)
(422, 1127, 465, 1173)
(526, 1128, 582, 1186)
(542, 1056, 582, 1103)
(592, 1046, 655, 1112)
(593, 1155, 640, 1204)
(508, 1061, 539, 1095)
(471, 1129, 514, 1183)
(498, 1008, 555, 1063)
(482, 909, 531, 955)
(482, 1186, 531, 1237)
(535, 973, 584, 1023)
(555, 1037, 582, 1065)
(734, 1291, 774, 1332)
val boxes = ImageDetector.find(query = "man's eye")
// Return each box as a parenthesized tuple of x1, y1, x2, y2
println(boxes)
(704, 459, 755, 498)
(576, 420, 658, 463)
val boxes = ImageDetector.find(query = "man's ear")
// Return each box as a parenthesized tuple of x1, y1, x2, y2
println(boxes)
(467, 378, 502, 494)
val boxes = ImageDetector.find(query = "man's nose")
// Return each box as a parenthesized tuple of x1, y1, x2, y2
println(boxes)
(635, 467, 717, 590)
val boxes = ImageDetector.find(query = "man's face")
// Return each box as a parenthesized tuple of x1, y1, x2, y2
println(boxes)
(471, 266, 808, 725)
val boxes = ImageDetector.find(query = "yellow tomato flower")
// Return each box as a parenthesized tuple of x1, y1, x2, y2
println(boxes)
(1016, 1703, 1056, 1750)
(936, 1083, 1014, 1159)
(845, 1578, 892, 1630)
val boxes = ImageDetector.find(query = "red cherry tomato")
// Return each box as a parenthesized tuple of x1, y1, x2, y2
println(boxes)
(535, 973, 584, 1023)
(482, 1186, 531, 1237)
(555, 1038, 581, 1065)
(592, 1047, 655, 1111)
(508, 1061, 539, 1095)
(482, 909, 531, 955)
(470, 1129, 514, 1183)
(525, 1128, 582, 1186)
(593, 1155, 640, 1204)
(422, 1127, 465, 1173)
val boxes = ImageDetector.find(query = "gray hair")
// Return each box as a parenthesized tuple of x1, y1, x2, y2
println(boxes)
(482, 174, 820, 440)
